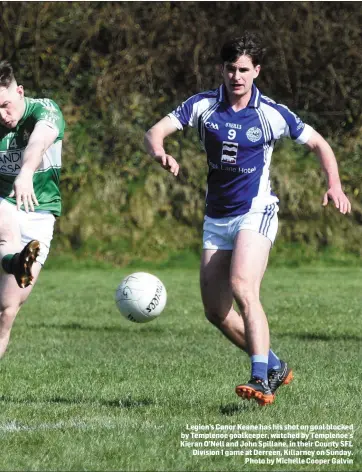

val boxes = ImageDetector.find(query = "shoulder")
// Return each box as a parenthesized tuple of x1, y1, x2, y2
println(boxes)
(26, 97, 62, 114)
(182, 88, 219, 107)
(173, 88, 220, 125)
(260, 94, 297, 121)
(25, 98, 65, 138)
(26, 97, 59, 109)
(259, 94, 308, 140)
(25, 98, 63, 124)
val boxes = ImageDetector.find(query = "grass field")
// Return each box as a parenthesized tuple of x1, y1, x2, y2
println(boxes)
(0, 265, 361, 471)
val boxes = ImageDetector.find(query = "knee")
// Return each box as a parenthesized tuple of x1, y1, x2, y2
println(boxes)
(0, 305, 21, 332)
(205, 309, 224, 327)
(230, 275, 259, 310)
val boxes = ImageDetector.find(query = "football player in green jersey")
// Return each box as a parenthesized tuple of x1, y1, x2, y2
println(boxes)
(0, 61, 65, 358)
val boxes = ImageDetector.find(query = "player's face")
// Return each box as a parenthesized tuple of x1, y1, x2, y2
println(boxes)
(0, 82, 25, 129)
(222, 55, 260, 100)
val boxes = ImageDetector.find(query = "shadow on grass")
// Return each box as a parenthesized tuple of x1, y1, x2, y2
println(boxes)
(277, 332, 362, 342)
(219, 402, 253, 415)
(26, 324, 362, 342)
(25, 322, 164, 333)
(0, 395, 154, 409)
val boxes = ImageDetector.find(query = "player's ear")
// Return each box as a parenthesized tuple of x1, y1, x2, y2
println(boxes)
(253, 65, 261, 79)
(17, 85, 24, 99)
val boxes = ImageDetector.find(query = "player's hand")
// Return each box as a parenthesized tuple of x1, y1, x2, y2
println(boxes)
(9, 169, 39, 212)
(322, 186, 351, 214)
(154, 153, 179, 176)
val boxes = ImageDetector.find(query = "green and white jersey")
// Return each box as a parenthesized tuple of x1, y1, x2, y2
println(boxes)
(0, 97, 65, 216)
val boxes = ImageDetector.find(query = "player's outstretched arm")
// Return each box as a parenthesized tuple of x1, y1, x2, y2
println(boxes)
(9, 122, 58, 212)
(144, 116, 179, 176)
(304, 129, 351, 215)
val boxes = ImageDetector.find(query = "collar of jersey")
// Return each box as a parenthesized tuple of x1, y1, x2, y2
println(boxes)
(219, 83, 261, 108)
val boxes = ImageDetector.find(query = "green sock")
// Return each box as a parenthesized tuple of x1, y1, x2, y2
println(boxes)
(1, 254, 15, 274)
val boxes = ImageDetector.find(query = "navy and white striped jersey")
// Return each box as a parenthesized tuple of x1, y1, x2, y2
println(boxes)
(168, 84, 313, 218)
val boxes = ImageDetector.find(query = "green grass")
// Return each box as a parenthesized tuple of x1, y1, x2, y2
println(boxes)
(0, 266, 361, 471)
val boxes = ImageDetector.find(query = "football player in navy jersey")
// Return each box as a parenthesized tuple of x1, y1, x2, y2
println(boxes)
(144, 32, 351, 406)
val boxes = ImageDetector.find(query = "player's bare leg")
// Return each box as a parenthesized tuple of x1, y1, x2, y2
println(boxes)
(231, 230, 271, 356)
(200, 249, 248, 352)
(0, 262, 41, 359)
(231, 230, 274, 405)
(0, 200, 42, 357)
(200, 231, 292, 405)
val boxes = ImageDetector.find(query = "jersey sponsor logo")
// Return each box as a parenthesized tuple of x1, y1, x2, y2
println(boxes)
(0, 150, 23, 175)
(208, 160, 219, 170)
(246, 127, 262, 142)
(208, 159, 256, 174)
(239, 166, 256, 174)
(225, 123, 242, 129)
(205, 121, 219, 130)
(221, 164, 257, 174)
(221, 141, 238, 164)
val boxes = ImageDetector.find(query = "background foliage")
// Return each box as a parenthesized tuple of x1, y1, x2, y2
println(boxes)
(1, 1, 361, 263)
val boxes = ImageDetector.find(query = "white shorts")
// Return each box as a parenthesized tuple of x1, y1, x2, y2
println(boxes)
(203, 204, 279, 250)
(0, 198, 56, 265)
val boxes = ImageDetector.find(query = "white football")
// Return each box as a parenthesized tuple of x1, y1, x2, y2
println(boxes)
(115, 272, 167, 323)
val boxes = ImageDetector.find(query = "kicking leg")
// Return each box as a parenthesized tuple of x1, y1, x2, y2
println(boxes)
(0, 262, 42, 359)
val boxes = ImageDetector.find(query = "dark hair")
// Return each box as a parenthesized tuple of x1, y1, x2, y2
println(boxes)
(0, 61, 15, 88)
(220, 32, 266, 66)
